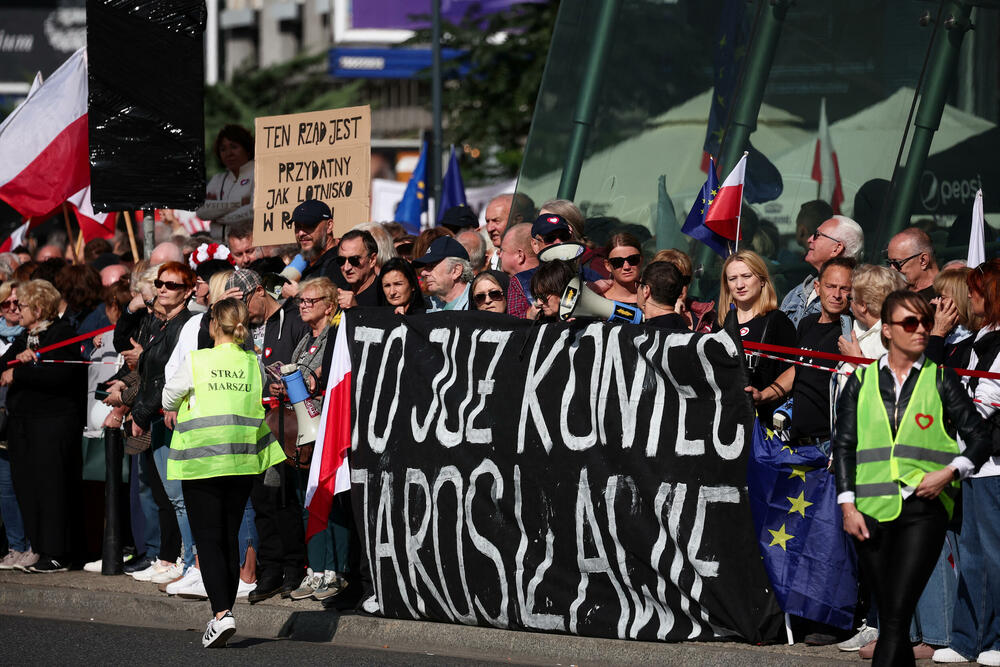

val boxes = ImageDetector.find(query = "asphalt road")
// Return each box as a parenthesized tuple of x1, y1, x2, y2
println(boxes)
(0, 615, 527, 666)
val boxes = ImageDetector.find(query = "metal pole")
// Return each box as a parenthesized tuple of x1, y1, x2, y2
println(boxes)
(431, 0, 443, 212)
(556, 0, 622, 201)
(101, 427, 124, 575)
(143, 209, 154, 260)
(878, 2, 973, 254)
(695, 0, 791, 273)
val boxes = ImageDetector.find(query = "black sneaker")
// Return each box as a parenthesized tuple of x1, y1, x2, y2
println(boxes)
(247, 576, 283, 605)
(123, 555, 153, 574)
(28, 558, 68, 573)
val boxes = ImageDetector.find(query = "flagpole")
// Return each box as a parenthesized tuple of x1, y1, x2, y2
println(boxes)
(733, 151, 749, 253)
(61, 203, 78, 263)
(123, 210, 140, 261)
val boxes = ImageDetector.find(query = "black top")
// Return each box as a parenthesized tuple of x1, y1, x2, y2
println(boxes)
(790, 313, 842, 439)
(300, 246, 350, 290)
(0, 318, 86, 418)
(738, 310, 797, 420)
(645, 313, 689, 330)
(926, 332, 976, 371)
(354, 282, 380, 307)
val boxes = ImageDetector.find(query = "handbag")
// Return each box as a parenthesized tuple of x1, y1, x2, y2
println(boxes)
(123, 419, 151, 455)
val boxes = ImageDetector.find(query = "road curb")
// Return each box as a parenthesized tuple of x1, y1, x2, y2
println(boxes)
(0, 580, 852, 665)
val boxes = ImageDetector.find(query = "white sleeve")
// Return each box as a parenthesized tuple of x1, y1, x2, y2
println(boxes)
(165, 315, 201, 385)
(162, 353, 194, 411)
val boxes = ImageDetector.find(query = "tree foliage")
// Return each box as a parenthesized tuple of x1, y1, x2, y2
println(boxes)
(203, 51, 361, 173)
(408, 1, 559, 181)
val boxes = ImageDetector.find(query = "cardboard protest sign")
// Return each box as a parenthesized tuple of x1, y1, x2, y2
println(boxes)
(253, 105, 371, 246)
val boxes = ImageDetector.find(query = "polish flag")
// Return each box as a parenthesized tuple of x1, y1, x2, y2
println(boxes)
(0, 219, 36, 253)
(704, 153, 747, 241)
(305, 323, 352, 542)
(811, 97, 844, 214)
(68, 186, 116, 242)
(0, 49, 90, 218)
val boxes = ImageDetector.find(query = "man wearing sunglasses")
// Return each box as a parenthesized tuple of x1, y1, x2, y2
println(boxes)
(779, 215, 865, 328)
(283, 199, 349, 299)
(886, 227, 940, 300)
(334, 229, 380, 310)
(412, 237, 473, 311)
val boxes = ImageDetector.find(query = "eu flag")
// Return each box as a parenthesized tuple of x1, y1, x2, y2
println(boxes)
(438, 145, 467, 220)
(746, 418, 858, 630)
(681, 156, 731, 258)
(704, 0, 783, 204)
(396, 142, 428, 234)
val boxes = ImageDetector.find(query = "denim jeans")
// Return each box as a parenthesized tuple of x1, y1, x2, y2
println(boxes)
(0, 449, 28, 552)
(134, 453, 160, 559)
(150, 422, 196, 569)
(237, 499, 258, 566)
(950, 477, 1000, 659)
(911, 530, 960, 646)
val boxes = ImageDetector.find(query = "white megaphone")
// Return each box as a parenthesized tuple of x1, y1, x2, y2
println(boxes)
(559, 276, 644, 324)
(280, 363, 320, 447)
(279, 254, 308, 282)
(537, 241, 586, 262)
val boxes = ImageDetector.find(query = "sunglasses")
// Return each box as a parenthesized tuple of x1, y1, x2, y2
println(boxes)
(540, 230, 571, 244)
(473, 289, 504, 305)
(811, 230, 842, 244)
(297, 296, 327, 308)
(608, 254, 642, 269)
(886, 252, 921, 272)
(0, 299, 18, 311)
(890, 316, 932, 333)
(335, 254, 369, 268)
(153, 279, 186, 291)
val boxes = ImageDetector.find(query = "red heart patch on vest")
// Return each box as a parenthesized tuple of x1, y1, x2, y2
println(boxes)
(915, 414, 934, 430)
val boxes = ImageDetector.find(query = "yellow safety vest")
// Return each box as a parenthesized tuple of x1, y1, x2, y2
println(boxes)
(855, 361, 960, 521)
(167, 343, 284, 480)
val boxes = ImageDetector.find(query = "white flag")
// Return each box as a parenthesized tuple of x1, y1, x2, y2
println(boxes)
(968, 189, 985, 267)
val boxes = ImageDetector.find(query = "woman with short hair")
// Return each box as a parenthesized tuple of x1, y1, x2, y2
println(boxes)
(0, 279, 87, 572)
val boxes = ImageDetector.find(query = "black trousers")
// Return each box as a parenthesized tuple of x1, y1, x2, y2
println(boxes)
(141, 449, 180, 563)
(855, 496, 949, 667)
(250, 466, 305, 584)
(7, 413, 83, 562)
(183, 474, 254, 615)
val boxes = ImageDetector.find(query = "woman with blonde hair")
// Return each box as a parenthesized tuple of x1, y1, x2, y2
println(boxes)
(163, 297, 283, 647)
(718, 250, 796, 420)
(838, 264, 907, 383)
(926, 267, 980, 369)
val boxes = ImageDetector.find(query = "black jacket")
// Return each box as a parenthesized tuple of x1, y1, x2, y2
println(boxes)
(0, 318, 86, 418)
(833, 360, 993, 497)
(131, 309, 192, 429)
(300, 247, 349, 290)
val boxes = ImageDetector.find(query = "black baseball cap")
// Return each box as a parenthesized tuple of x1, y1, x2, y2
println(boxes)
(411, 236, 470, 266)
(531, 213, 571, 238)
(440, 205, 478, 232)
(290, 199, 332, 228)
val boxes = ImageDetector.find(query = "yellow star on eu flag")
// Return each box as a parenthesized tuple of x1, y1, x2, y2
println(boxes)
(780, 443, 797, 455)
(788, 465, 813, 482)
(768, 523, 794, 550)
(787, 491, 814, 518)
(710, 188, 718, 196)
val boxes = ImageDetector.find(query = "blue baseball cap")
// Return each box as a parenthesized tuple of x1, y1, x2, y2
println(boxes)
(290, 199, 332, 228)
(411, 236, 470, 266)
(531, 213, 571, 238)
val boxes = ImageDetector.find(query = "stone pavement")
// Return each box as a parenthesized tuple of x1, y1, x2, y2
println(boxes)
(0, 570, 922, 665)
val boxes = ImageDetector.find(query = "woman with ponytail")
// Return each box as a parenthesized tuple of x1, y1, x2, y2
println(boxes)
(162, 297, 284, 648)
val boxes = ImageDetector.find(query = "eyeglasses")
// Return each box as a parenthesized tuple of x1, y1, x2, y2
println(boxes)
(608, 254, 642, 269)
(812, 230, 842, 245)
(335, 255, 369, 268)
(473, 289, 504, 306)
(889, 316, 932, 333)
(296, 296, 327, 308)
(886, 252, 922, 272)
(153, 279, 185, 291)
(0, 299, 18, 311)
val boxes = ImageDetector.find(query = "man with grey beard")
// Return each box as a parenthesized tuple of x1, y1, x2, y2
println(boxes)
(285, 199, 349, 297)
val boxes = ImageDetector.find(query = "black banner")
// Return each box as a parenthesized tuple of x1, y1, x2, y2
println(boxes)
(86, 0, 206, 211)
(346, 310, 782, 643)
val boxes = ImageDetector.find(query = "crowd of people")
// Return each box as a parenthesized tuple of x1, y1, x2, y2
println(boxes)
(0, 145, 999, 657)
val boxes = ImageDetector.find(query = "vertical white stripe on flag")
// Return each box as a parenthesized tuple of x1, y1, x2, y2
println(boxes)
(305, 322, 350, 508)
(968, 189, 986, 267)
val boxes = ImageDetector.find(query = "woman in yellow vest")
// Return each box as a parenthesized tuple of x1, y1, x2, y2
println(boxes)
(833, 290, 992, 666)
(162, 298, 284, 648)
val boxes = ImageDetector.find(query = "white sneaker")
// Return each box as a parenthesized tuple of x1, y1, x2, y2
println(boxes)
(165, 567, 202, 595)
(149, 562, 184, 584)
(202, 611, 236, 648)
(130, 560, 170, 582)
(977, 650, 1000, 666)
(288, 570, 322, 600)
(0, 550, 22, 570)
(932, 647, 970, 663)
(177, 578, 209, 600)
(837, 623, 879, 651)
(83, 559, 102, 573)
(236, 579, 256, 599)
(361, 595, 379, 614)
